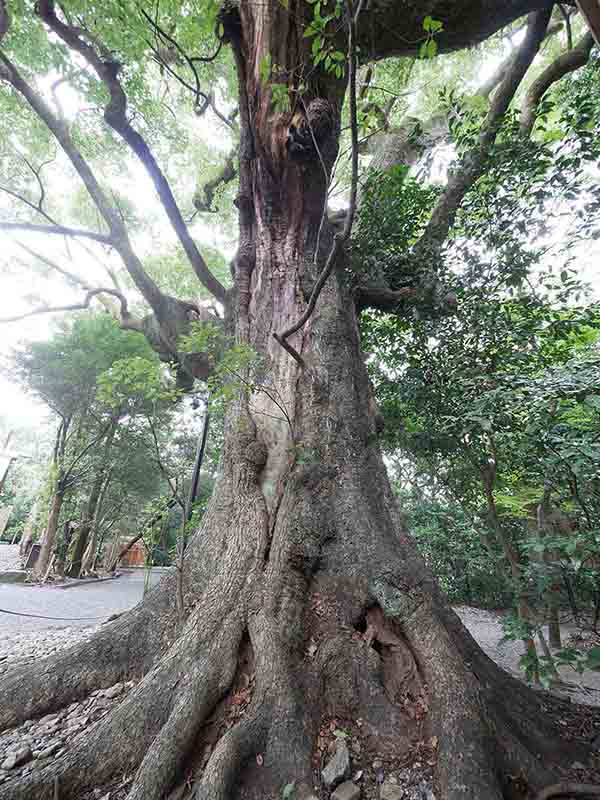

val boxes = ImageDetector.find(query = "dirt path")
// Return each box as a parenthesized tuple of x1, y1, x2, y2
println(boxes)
(456, 605, 600, 707)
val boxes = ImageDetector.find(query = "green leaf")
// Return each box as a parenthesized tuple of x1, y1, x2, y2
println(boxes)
(586, 647, 600, 670)
(423, 15, 432, 32)
(282, 783, 296, 799)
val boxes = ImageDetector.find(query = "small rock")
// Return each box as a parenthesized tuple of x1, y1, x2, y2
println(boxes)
(380, 780, 404, 800)
(332, 781, 360, 800)
(103, 683, 123, 699)
(1, 745, 32, 770)
(322, 739, 351, 789)
(571, 761, 586, 770)
(592, 734, 600, 752)
(372, 759, 383, 770)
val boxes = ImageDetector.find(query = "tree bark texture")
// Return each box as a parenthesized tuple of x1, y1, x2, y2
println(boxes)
(0, 3, 593, 800)
(33, 483, 64, 580)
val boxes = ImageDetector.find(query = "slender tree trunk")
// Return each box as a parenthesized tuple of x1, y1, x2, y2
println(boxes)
(34, 418, 70, 578)
(54, 521, 74, 577)
(81, 470, 112, 574)
(33, 483, 64, 579)
(67, 479, 104, 578)
(547, 595, 562, 649)
(483, 473, 539, 679)
(68, 422, 117, 578)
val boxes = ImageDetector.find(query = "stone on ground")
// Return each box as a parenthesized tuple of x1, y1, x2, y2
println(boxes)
(321, 738, 351, 789)
(332, 780, 361, 800)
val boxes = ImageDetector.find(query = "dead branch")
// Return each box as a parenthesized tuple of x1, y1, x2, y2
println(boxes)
(0, 287, 130, 323)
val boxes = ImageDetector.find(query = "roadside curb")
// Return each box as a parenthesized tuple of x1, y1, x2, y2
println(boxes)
(57, 574, 124, 590)
(0, 571, 26, 584)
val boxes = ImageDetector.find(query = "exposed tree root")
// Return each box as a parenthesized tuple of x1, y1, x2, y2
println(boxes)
(0, 575, 180, 730)
(535, 785, 600, 800)
(125, 616, 243, 800)
(1, 611, 243, 800)
(1, 440, 596, 800)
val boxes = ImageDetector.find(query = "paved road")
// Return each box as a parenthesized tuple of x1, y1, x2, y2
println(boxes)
(0, 570, 167, 638)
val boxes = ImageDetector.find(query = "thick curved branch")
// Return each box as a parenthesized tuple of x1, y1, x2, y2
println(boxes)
(354, 284, 419, 311)
(477, 18, 567, 99)
(411, 8, 552, 262)
(0, 220, 112, 243)
(193, 151, 237, 212)
(357, 0, 555, 61)
(520, 30, 594, 135)
(37, 0, 227, 303)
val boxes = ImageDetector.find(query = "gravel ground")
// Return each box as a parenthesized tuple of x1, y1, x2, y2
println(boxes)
(0, 544, 21, 572)
(455, 605, 600, 707)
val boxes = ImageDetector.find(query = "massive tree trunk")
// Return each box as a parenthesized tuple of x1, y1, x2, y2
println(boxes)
(0, 4, 593, 800)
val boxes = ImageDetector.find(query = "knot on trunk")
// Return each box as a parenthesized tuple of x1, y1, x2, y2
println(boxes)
(286, 99, 338, 163)
(244, 440, 268, 469)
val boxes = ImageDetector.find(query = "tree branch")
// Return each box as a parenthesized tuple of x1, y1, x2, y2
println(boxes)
(354, 285, 419, 312)
(0, 52, 167, 314)
(520, 30, 594, 135)
(476, 18, 566, 99)
(0, 221, 112, 244)
(411, 8, 552, 262)
(356, 1, 556, 61)
(576, 0, 600, 45)
(37, 0, 227, 303)
(0, 287, 131, 324)
(534, 783, 600, 800)
(193, 151, 237, 213)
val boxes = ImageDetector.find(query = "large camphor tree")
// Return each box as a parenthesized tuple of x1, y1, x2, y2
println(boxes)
(0, 1, 598, 799)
